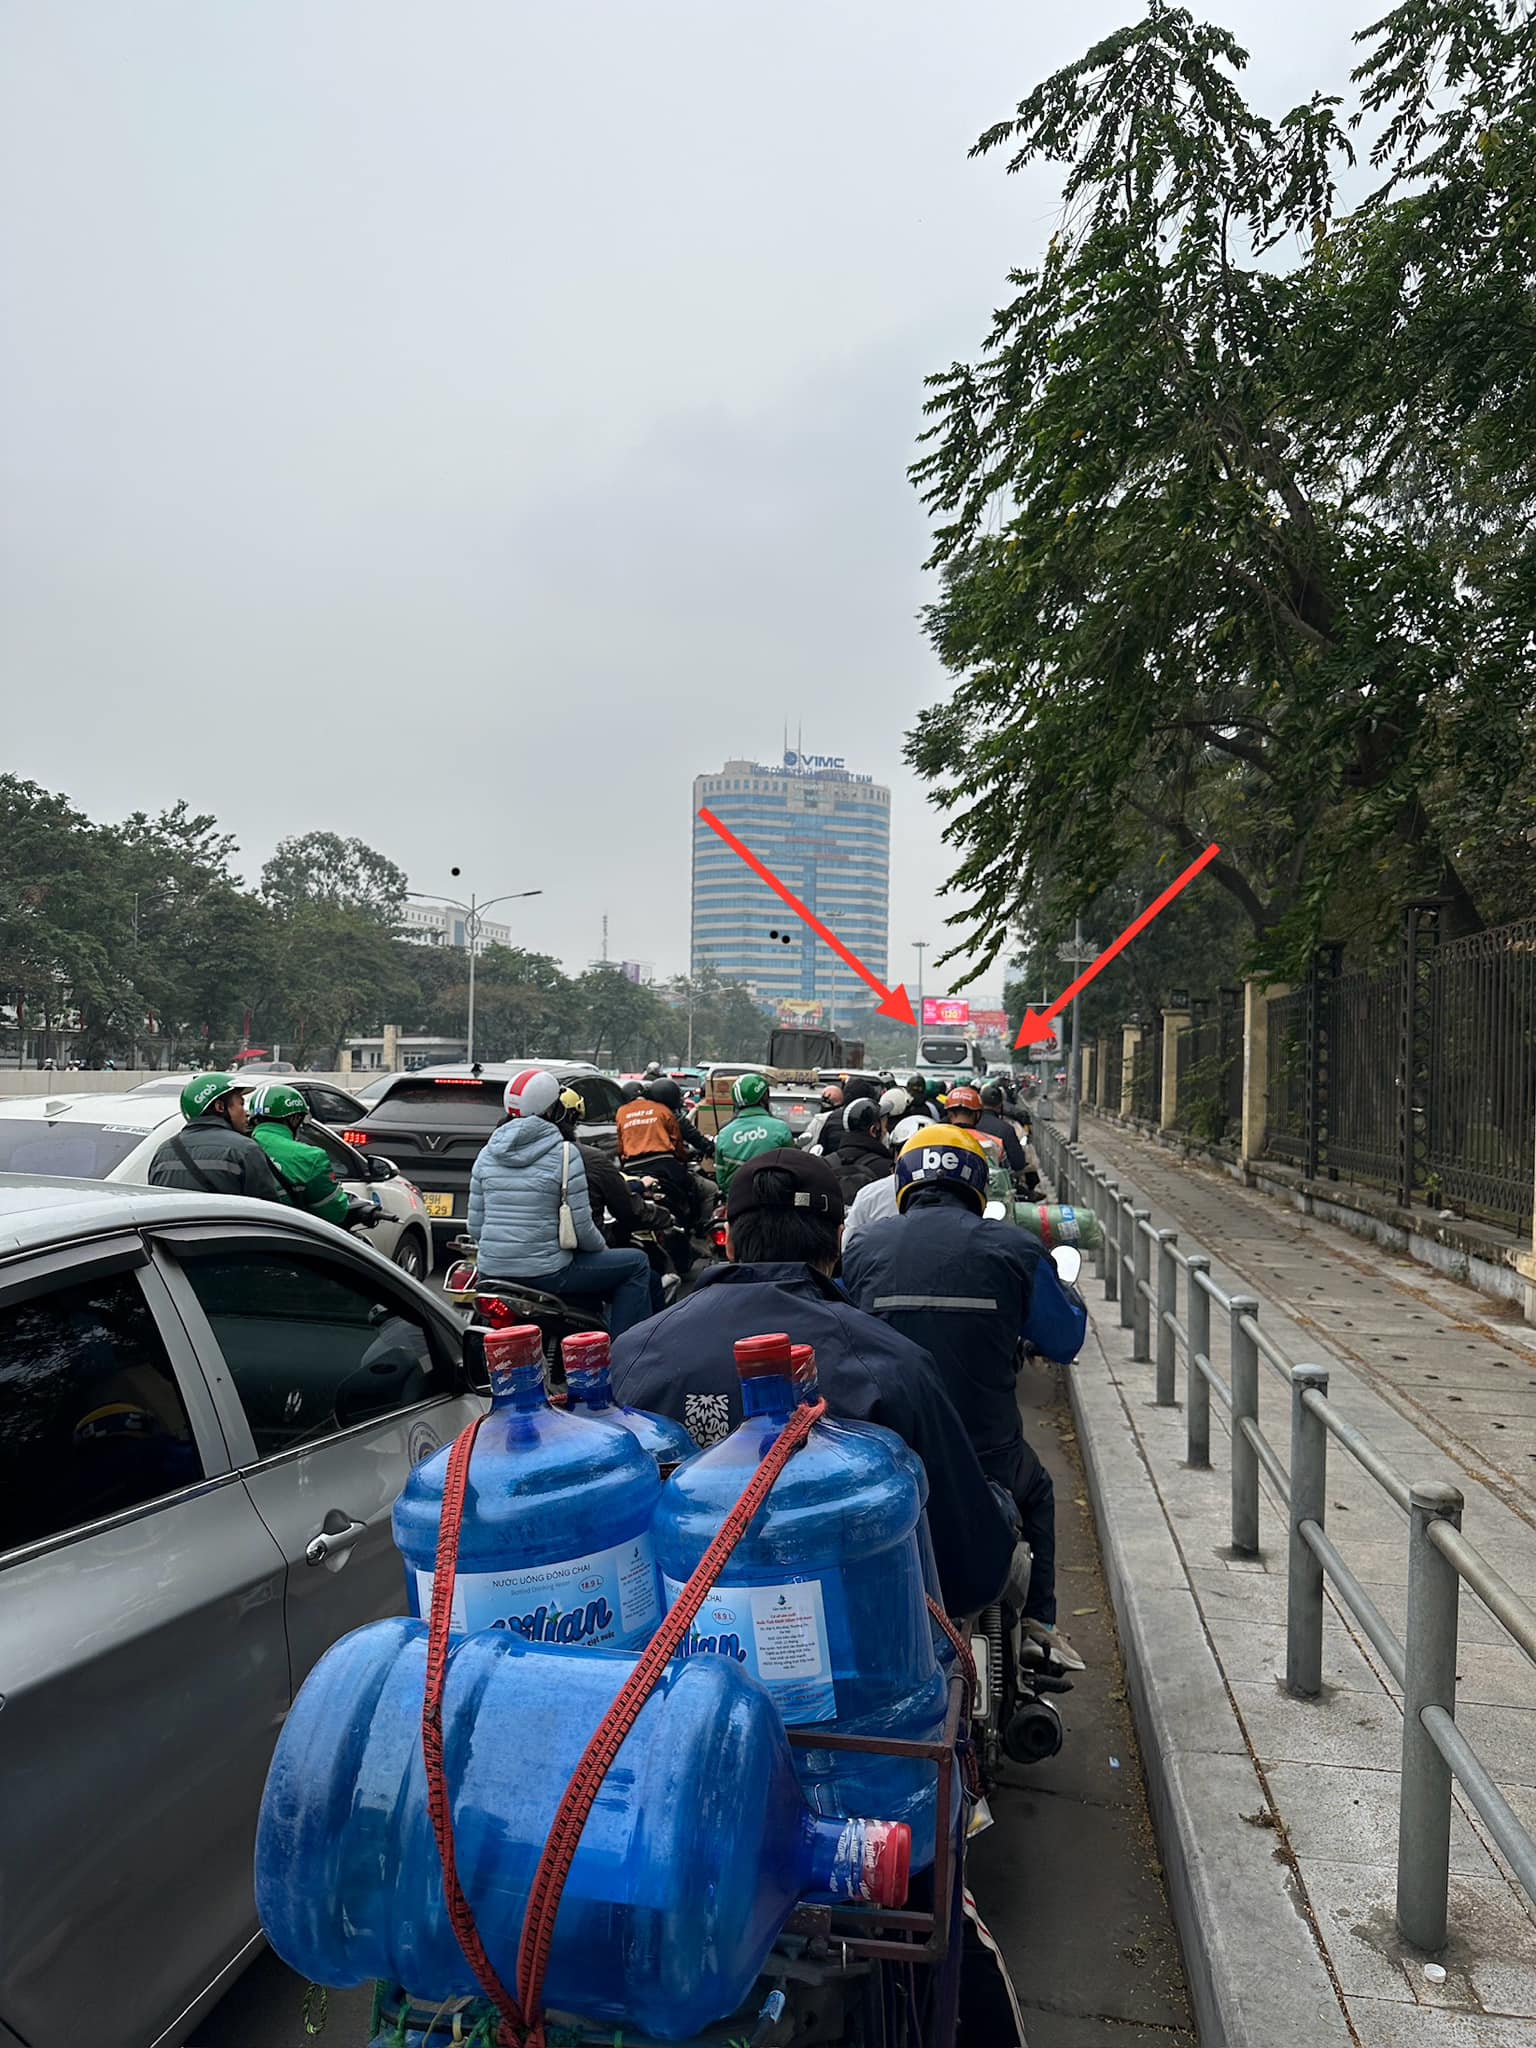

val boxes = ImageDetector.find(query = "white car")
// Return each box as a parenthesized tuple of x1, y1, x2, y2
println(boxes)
(0, 1093, 434, 1279)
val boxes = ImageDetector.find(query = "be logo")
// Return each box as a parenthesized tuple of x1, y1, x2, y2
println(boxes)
(922, 1148, 962, 1172)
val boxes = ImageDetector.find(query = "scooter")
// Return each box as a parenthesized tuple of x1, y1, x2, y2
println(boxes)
(443, 1237, 606, 1391)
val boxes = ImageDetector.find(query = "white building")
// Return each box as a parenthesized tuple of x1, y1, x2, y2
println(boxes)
(399, 900, 513, 954)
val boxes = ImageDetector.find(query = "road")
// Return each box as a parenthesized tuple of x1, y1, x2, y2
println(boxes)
(199, 1255, 1194, 2045)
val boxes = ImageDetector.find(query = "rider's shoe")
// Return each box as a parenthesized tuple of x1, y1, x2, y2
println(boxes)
(1022, 1619, 1087, 1672)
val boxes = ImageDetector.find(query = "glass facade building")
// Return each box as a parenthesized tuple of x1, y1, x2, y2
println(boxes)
(692, 755, 891, 1026)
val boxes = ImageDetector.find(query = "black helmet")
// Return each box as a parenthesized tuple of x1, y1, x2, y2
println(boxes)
(980, 1081, 1005, 1110)
(845, 1097, 883, 1136)
(620, 1079, 644, 1102)
(645, 1076, 683, 1113)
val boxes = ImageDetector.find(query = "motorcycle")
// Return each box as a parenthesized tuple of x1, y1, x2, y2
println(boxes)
(614, 1168, 685, 1306)
(443, 1237, 606, 1394)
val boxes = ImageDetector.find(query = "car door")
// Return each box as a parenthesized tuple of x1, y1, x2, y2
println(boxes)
(149, 1223, 482, 1686)
(300, 1115, 406, 1259)
(0, 1235, 290, 2048)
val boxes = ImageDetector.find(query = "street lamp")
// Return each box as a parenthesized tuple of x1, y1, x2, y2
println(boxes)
(406, 882, 543, 1064)
(912, 941, 928, 1063)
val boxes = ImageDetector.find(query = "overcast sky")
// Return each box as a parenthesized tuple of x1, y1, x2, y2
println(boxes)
(1, 0, 1365, 1005)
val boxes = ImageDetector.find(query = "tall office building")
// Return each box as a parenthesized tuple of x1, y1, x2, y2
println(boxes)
(692, 752, 891, 1027)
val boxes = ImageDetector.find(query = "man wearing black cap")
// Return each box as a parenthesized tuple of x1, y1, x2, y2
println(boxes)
(607, 1148, 1015, 1619)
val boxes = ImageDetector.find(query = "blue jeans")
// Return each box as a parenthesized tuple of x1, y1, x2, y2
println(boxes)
(520, 1247, 655, 1337)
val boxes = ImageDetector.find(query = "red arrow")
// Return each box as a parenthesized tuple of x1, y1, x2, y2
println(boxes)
(697, 807, 917, 1026)
(1014, 844, 1222, 1049)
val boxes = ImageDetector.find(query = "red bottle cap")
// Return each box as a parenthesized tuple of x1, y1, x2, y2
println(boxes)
(561, 1330, 611, 1371)
(483, 1324, 543, 1373)
(733, 1332, 794, 1381)
(864, 1821, 912, 1909)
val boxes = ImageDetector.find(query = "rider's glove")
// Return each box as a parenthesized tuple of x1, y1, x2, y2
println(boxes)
(347, 1199, 386, 1229)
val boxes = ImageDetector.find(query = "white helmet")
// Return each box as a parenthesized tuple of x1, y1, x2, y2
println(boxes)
(888, 1114, 927, 1154)
(878, 1087, 909, 1121)
(502, 1067, 563, 1120)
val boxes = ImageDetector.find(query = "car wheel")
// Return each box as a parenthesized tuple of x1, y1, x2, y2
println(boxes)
(393, 1234, 428, 1281)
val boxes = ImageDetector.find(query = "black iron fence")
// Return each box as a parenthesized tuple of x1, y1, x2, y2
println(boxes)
(1101, 1035, 1124, 1112)
(1171, 993, 1244, 1149)
(1261, 910, 1536, 1234)
(1129, 1018, 1163, 1122)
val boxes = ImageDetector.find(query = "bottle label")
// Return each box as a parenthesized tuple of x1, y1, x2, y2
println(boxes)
(663, 1573, 835, 1724)
(417, 1533, 660, 1647)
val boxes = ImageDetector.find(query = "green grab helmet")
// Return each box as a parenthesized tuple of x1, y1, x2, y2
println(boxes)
(246, 1080, 309, 1124)
(731, 1073, 771, 1111)
(180, 1072, 246, 1121)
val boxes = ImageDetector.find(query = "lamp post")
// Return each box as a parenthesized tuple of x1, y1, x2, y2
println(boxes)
(406, 884, 542, 1064)
(912, 940, 928, 1064)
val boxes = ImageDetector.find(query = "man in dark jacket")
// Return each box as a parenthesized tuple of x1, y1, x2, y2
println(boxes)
(556, 1087, 667, 1312)
(609, 1148, 1015, 1619)
(830, 1097, 892, 1205)
(842, 1124, 1088, 1667)
(974, 1082, 1029, 1174)
(148, 1073, 290, 1203)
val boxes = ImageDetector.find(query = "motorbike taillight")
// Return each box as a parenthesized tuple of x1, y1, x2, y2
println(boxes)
(444, 1260, 478, 1294)
(476, 1293, 517, 1325)
(711, 1224, 728, 1250)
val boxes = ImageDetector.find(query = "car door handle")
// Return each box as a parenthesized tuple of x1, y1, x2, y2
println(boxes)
(305, 1519, 367, 1567)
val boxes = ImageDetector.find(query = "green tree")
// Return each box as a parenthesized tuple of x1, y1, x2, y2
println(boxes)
(0, 777, 124, 1063)
(260, 831, 408, 925)
(908, 0, 1536, 985)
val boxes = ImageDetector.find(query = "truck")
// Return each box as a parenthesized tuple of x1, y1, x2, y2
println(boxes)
(766, 1027, 866, 1074)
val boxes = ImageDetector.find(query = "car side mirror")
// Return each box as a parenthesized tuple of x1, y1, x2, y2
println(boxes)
(462, 1323, 491, 1394)
(369, 1154, 399, 1181)
(1052, 1245, 1083, 1286)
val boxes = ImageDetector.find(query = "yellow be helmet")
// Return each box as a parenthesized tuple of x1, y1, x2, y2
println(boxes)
(894, 1122, 991, 1214)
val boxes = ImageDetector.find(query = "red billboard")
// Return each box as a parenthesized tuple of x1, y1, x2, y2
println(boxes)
(921, 997, 971, 1028)
(973, 1009, 1011, 1040)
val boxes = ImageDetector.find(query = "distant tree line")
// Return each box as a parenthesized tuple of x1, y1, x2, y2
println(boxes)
(0, 776, 774, 1070)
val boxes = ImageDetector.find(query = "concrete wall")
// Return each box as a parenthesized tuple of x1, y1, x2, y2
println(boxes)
(0, 1070, 355, 1099)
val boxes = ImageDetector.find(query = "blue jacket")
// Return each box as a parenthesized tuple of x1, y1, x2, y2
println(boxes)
(608, 1260, 1014, 1617)
(841, 1189, 1087, 1497)
(468, 1117, 605, 1277)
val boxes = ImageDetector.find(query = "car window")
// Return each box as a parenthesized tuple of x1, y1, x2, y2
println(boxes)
(304, 1086, 362, 1124)
(919, 1041, 971, 1068)
(302, 1120, 362, 1178)
(0, 1271, 202, 1553)
(573, 1076, 621, 1121)
(0, 1121, 150, 1178)
(367, 1080, 506, 1124)
(177, 1248, 442, 1459)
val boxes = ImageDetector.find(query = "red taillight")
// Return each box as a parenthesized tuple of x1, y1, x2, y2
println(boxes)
(711, 1224, 728, 1249)
(342, 1129, 369, 1145)
(478, 1294, 517, 1325)
(434, 1077, 486, 1087)
(444, 1260, 478, 1293)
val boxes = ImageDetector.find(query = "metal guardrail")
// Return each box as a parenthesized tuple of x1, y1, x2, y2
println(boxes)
(1038, 1116, 1536, 1951)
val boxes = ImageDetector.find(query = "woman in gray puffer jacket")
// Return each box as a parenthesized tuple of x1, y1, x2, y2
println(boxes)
(468, 1068, 654, 1336)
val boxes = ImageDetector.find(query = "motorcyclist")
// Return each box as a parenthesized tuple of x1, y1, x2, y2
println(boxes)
(713, 1073, 795, 1194)
(553, 1087, 668, 1314)
(983, 1081, 1043, 1192)
(607, 1148, 1015, 1618)
(244, 1081, 386, 1233)
(469, 1067, 653, 1334)
(799, 1081, 844, 1154)
(830, 1096, 893, 1204)
(950, 1081, 1028, 1174)
(147, 1072, 290, 1202)
(841, 1123, 1089, 1669)
(903, 1074, 939, 1124)
(616, 1076, 713, 1231)
(841, 1112, 927, 1249)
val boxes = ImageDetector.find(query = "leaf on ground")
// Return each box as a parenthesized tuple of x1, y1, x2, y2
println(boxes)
(1072, 1607, 1099, 1617)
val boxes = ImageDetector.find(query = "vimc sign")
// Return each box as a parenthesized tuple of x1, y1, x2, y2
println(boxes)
(783, 748, 844, 770)
(921, 997, 971, 1028)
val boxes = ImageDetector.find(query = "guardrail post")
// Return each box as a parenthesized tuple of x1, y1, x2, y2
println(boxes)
(1286, 1365, 1330, 1696)
(1397, 1481, 1464, 1954)
(1185, 1257, 1212, 1466)
(1155, 1231, 1179, 1404)
(1118, 1197, 1135, 1330)
(1101, 1181, 1120, 1302)
(1131, 1212, 1153, 1360)
(1229, 1297, 1261, 1554)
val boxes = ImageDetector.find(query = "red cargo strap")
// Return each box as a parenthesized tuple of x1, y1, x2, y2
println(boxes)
(422, 1397, 827, 2048)
(926, 1597, 983, 1797)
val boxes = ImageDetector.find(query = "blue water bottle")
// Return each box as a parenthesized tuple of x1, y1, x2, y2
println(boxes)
(393, 1322, 661, 1648)
(561, 1330, 696, 1476)
(655, 1332, 949, 1871)
(256, 1618, 911, 2041)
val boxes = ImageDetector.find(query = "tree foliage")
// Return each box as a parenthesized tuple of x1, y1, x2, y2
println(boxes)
(909, 0, 1536, 986)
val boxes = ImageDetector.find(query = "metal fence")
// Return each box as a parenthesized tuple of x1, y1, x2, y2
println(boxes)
(1427, 921, 1536, 1229)
(1101, 1036, 1124, 1113)
(1129, 1019, 1163, 1123)
(1261, 913, 1536, 1231)
(1171, 995, 1243, 1149)
(1040, 1117, 1536, 1953)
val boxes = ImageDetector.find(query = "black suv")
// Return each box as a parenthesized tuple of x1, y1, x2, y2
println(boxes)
(343, 1062, 623, 1252)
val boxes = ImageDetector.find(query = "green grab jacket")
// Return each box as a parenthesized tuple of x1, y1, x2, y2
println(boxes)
(250, 1121, 354, 1226)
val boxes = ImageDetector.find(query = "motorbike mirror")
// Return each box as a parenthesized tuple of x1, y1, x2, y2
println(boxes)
(1051, 1245, 1083, 1286)
(983, 1199, 1010, 1221)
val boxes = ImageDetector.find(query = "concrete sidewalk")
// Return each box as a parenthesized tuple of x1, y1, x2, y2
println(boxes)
(1065, 1114, 1536, 2046)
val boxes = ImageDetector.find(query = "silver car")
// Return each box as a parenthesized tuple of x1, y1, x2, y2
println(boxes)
(0, 1175, 485, 2048)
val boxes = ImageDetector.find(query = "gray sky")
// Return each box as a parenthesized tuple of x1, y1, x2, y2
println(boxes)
(0, 0, 1363, 1006)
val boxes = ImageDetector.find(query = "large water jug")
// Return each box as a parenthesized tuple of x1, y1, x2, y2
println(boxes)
(255, 1617, 911, 2042)
(561, 1329, 696, 1476)
(393, 1323, 661, 1648)
(790, 1343, 951, 1657)
(654, 1332, 949, 1870)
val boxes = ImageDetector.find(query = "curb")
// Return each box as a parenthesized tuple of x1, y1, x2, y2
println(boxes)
(1069, 1319, 1356, 2048)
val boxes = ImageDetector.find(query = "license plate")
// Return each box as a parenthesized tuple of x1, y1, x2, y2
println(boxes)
(423, 1192, 455, 1218)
